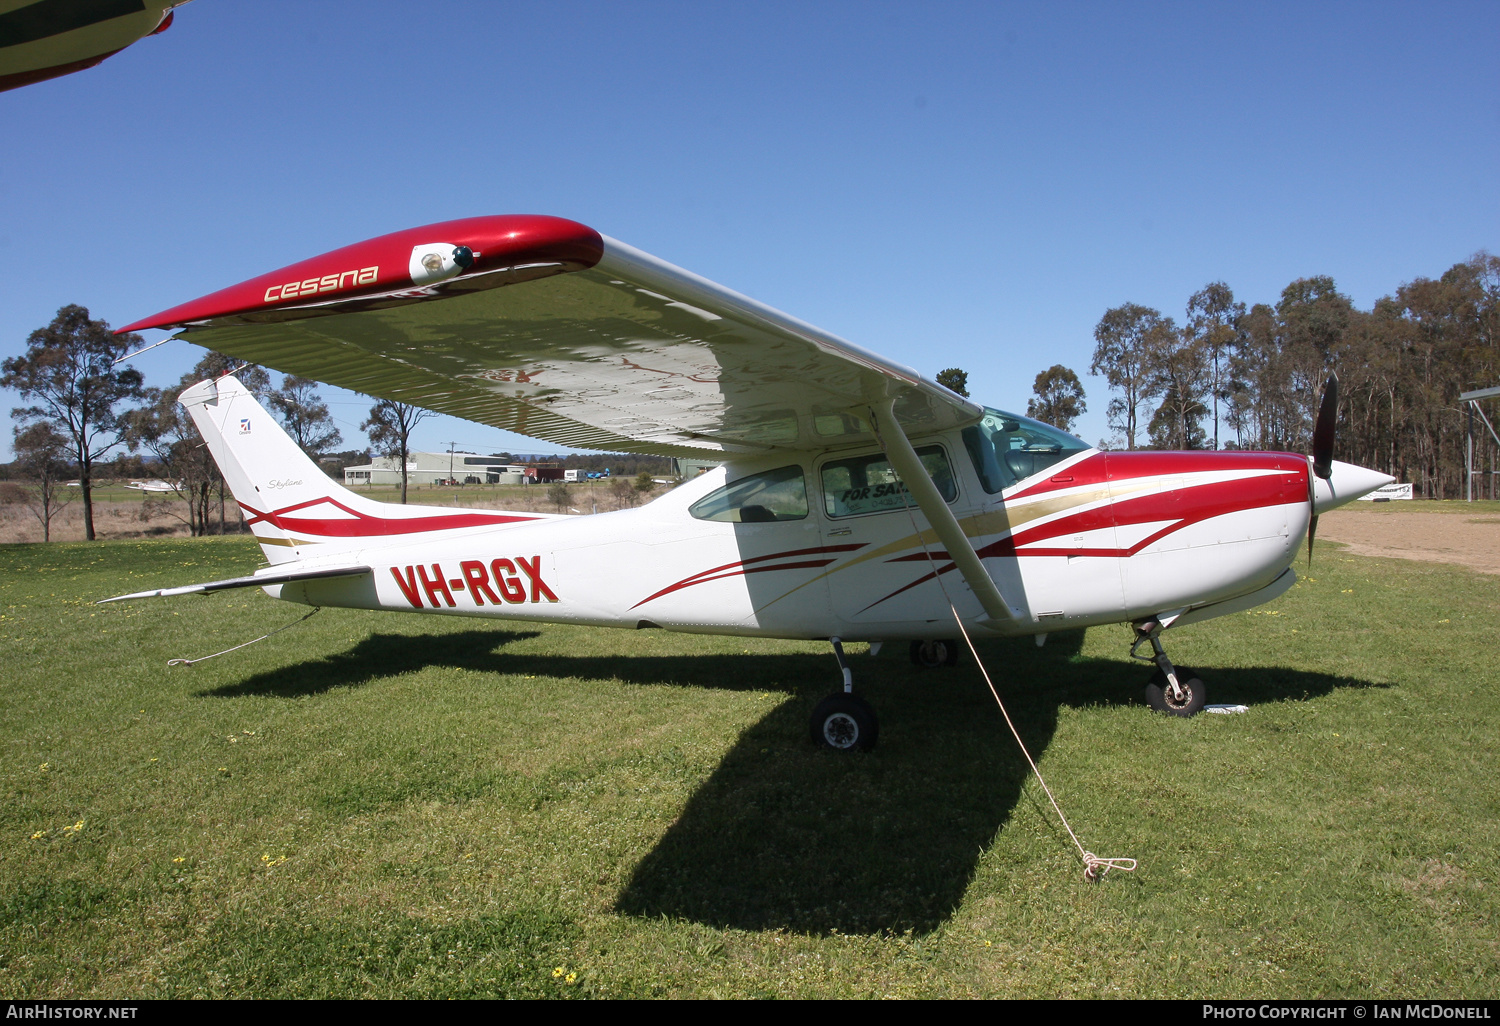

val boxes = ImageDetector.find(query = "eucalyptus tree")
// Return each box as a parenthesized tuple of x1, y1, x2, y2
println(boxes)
(935, 367, 969, 397)
(269, 375, 342, 458)
(1185, 282, 1244, 450)
(2, 305, 145, 540)
(1025, 365, 1087, 432)
(1090, 304, 1172, 450)
(1147, 333, 1209, 450)
(362, 399, 435, 503)
(11, 422, 74, 542)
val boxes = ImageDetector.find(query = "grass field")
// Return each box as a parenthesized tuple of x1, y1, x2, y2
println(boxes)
(1, 533, 1496, 998)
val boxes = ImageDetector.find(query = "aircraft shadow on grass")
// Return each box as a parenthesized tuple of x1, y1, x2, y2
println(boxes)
(202, 627, 1384, 935)
(196, 629, 544, 698)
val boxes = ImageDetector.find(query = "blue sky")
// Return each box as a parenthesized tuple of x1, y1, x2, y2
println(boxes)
(2, 1, 1496, 459)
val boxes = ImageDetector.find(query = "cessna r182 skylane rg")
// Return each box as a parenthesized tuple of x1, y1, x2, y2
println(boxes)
(108, 215, 1392, 750)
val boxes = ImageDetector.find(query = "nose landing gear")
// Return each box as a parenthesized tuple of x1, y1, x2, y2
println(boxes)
(1131, 619, 1206, 717)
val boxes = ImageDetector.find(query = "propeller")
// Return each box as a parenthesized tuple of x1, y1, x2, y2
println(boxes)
(1306, 373, 1338, 565)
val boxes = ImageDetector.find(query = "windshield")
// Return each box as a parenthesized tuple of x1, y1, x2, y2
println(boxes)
(962, 408, 1089, 493)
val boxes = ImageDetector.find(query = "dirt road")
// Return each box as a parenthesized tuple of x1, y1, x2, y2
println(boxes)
(1318, 507, 1500, 575)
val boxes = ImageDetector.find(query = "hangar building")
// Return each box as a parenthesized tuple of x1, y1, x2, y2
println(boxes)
(344, 452, 526, 487)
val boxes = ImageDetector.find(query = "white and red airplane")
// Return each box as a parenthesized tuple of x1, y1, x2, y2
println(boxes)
(106, 214, 1393, 749)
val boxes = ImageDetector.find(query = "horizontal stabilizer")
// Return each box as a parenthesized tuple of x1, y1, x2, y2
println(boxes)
(98, 565, 371, 604)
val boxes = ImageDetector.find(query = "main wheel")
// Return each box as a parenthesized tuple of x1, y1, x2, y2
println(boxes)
(909, 639, 960, 668)
(809, 693, 879, 751)
(1144, 666, 1206, 717)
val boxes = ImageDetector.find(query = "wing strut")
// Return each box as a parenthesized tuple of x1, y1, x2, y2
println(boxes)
(868, 398, 1018, 626)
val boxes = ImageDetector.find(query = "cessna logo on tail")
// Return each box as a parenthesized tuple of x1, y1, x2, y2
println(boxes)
(390, 558, 558, 609)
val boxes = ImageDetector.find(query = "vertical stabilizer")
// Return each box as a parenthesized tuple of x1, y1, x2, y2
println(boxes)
(179, 376, 548, 563)
(179, 376, 303, 562)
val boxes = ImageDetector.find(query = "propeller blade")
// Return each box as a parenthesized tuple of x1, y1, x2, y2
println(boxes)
(1312, 373, 1338, 480)
(1306, 372, 1337, 566)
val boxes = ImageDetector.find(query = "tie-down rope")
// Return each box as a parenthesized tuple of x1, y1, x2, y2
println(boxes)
(167, 607, 322, 666)
(873, 420, 1136, 882)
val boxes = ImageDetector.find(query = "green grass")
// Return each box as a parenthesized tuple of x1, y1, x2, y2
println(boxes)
(0, 536, 1496, 997)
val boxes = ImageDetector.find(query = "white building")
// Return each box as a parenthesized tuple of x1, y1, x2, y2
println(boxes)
(344, 452, 526, 487)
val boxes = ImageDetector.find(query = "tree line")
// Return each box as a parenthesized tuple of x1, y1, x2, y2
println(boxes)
(1082, 253, 1498, 498)
(942, 253, 1498, 500)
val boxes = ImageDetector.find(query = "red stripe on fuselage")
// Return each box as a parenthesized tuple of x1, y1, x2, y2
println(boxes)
(630, 543, 866, 609)
(239, 497, 538, 538)
(1010, 450, 1303, 501)
(1007, 451, 1113, 500)
(858, 457, 1307, 613)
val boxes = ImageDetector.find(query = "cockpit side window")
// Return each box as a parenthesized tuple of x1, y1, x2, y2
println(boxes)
(963, 409, 1089, 493)
(688, 465, 809, 523)
(821, 446, 956, 518)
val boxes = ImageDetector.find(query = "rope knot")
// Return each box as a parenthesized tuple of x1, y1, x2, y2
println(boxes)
(1082, 853, 1138, 882)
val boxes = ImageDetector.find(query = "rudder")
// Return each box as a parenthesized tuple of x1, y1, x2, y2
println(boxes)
(179, 375, 549, 563)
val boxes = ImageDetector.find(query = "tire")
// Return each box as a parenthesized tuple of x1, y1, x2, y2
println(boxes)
(909, 639, 960, 668)
(809, 693, 879, 751)
(1144, 666, 1206, 717)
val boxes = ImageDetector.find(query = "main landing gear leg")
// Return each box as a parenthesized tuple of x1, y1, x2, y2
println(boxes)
(1131, 619, 1206, 717)
(810, 637, 879, 751)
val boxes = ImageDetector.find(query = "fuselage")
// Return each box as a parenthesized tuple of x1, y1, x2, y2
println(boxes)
(273, 428, 1311, 643)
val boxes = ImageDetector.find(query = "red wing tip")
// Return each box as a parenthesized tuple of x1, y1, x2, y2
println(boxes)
(118, 214, 604, 332)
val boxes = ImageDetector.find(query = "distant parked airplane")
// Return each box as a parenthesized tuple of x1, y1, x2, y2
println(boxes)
(124, 479, 180, 493)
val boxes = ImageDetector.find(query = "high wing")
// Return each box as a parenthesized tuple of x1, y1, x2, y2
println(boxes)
(120, 215, 982, 458)
(1, 0, 186, 93)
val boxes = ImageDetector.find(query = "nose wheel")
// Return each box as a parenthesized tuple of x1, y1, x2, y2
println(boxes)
(810, 637, 880, 751)
(1144, 665, 1205, 716)
(1131, 619, 1207, 717)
